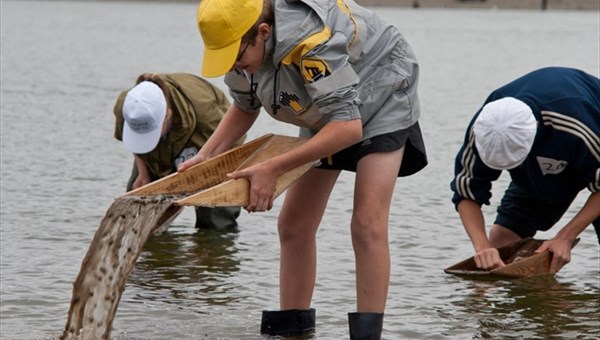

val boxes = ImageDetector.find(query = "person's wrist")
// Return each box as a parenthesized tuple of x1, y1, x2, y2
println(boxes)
(554, 232, 577, 244)
(473, 239, 493, 253)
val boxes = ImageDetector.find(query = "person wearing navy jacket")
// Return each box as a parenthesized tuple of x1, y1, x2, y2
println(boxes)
(450, 67, 600, 274)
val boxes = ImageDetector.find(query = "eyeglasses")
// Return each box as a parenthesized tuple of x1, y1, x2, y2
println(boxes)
(236, 42, 250, 63)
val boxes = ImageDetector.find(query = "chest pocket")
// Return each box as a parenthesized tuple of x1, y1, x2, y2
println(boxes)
(257, 66, 326, 129)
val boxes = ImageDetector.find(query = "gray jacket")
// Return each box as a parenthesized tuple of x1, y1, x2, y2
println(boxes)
(225, 0, 420, 140)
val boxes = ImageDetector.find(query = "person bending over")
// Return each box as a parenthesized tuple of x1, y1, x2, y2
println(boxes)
(450, 67, 600, 274)
(179, 0, 428, 338)
(113, 73, 244, 229)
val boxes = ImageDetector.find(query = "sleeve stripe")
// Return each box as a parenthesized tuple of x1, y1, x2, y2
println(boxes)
(337, 0, 359, 49)
(455, 127, 476, 200)
(542, 111, 600, 163)
(281, 27, 333, 66)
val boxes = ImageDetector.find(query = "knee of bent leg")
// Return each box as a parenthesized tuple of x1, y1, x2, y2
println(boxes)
(277, 211, 319, 244)
(350, 213, 387, 248)
(489, 224, 522, 248)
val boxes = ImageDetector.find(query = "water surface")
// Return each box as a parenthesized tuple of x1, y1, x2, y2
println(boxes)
(1, 1, 599, 339)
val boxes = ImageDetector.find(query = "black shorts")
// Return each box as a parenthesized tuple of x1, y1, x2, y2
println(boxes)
(495, 182, 600, 242)
(316, 122, 427, 177)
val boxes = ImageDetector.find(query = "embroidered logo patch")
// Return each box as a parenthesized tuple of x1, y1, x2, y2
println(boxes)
(279, 91, 305, 113)
(301, 57, 331, 82)
(536, 156, 568, 175)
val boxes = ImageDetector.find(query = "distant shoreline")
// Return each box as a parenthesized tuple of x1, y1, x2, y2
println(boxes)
(65, 0, 600, 11)
(356, 0, 599, 10)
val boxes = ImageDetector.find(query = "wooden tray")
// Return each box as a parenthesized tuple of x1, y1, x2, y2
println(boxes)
(444, 237, 580, 278)
(123, 134, 319, 207)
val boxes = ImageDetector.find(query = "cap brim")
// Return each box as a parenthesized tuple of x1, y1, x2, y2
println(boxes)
(201, 39, 241, 78)
(122, 124, 162, 155)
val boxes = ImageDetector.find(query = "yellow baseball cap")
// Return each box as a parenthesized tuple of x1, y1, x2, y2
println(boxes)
(197, 0, 262, 77)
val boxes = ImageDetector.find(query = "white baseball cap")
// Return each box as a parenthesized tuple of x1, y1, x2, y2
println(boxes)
(122, 81, 167, 154)
(473, 97, 537, 170)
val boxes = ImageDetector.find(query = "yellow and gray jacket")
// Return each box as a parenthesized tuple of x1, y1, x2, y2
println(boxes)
(114, 73, 244, 178)
(225, 0, 420, 140)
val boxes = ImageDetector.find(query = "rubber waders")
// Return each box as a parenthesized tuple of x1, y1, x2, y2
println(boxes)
(348, 312, 384, 340)
(260, 308, 316, 336)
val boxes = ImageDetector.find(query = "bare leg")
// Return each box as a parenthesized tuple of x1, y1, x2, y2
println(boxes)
(278, 168, 340, 309)
(352, 148, 403, 312)
(489, 224, 522, 248)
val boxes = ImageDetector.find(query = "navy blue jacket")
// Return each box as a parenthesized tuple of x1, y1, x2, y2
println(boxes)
(451, 67, 600, 207)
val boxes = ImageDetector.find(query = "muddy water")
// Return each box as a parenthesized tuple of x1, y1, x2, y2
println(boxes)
(61, 196, 182, 339)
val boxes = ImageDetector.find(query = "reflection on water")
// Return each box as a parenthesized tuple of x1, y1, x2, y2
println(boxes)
(447, 276, 600, 339)
(127, 227, 242, 308)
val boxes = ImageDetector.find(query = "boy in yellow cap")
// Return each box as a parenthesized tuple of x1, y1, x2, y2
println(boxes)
(114, 73, 245, 229)
(180, 1, 428, 338)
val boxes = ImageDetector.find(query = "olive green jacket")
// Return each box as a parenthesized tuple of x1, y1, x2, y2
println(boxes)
(114, 73, 244, 178)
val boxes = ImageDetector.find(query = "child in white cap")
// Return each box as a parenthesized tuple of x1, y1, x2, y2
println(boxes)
(114, 73, 245, 229)
(451, 67, 600, 274)
(179, 0, 428, 337)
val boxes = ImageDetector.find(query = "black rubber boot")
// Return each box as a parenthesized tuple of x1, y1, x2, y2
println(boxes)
(260, 308, 316, 336)
(348, 312, 384, 340)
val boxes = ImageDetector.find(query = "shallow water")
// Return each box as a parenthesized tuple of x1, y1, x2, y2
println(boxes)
(61, 196, 181, 339)
(1, 1, 599, 339)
